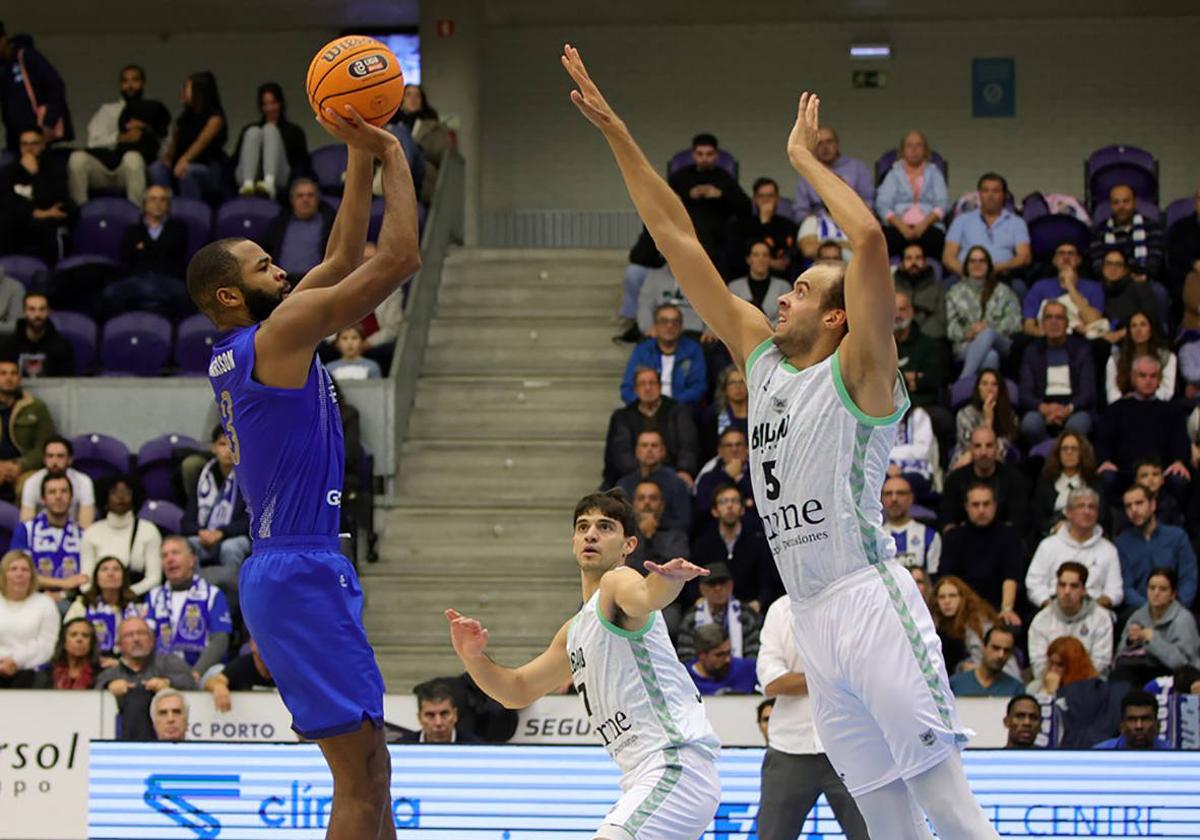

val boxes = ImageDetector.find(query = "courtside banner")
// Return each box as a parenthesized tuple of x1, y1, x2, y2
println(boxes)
(0, 691, 103, 840)
(90, 743, 1200, 839)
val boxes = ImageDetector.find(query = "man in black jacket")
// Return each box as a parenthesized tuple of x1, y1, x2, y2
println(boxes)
(941, 426, 1029, 534)
(0, 26, 73, 151)
(690, 484, 780, 611)
(667, 133, 751, 278)
(0, 292, 74, 377)
(119, 185, 189, 277)
(0, 129, 74, 264)
(603, 366, 698, 487)
(937, 483, 1025, 619)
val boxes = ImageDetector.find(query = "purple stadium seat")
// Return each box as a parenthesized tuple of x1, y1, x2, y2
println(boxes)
(874, 149, 948, 186)
(139, 499, 184, 535)
(311, 144, 348, 194)
(49, 311, 97, 374)
(1091, 197, 1160, 225)
(71, 197, 141, 261)
(170, 197, 213, 260)
(0, 500, 17, 547)
(1028, 214, 1090, 263)
(100, 312, 172, 375)
(213, 197, 280, 243)
(666, 148, 738, 180)
(1021, 192, 1049, 223)
(1028, 438, 1055, 461)
(0, 254, 48, 289)
(174, 313, 219, 374)
(1085, 145, 1156, 180)
(950, 376, 1018, 410)
(71, 433, 131, 483)
(1166, 198, 1195, 231)
(137, 433, 203, 505)
(1089, 165, 1159, 211)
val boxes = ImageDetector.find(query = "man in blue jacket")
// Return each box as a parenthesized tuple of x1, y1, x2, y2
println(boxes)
(0, 25, 73, 152)
(1093, 690, 1172, 749)
(1116, 483, 1197, 609)
(620, 302, 707, 406)
(1018, 300, 1096, 444)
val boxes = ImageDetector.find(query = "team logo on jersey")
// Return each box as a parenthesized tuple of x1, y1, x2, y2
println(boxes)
(919, 728, 937, 747)
(92, 619, 111, 652)
(770, 396, 787, 413)
(179, 605, 206, 641)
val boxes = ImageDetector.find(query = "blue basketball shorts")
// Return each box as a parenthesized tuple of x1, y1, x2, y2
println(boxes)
(240, 536, 386, 740)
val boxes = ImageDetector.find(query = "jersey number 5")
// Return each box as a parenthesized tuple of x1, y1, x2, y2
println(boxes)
(218, 389, 242, 466)
(761, 460, 781, 501)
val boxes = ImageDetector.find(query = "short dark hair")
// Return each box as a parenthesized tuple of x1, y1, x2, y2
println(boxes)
(573, 488, 637, 538)
(1148, 566, 1179, 593)
(187, 238, 247, 319)
(43, 435, 72, 457)
(653, 302, 682, 320)
(1121, 688, 1158, 717)
(756, 697, 775, 721)
(1133, 456, 1163, 474)
(211, 424, 226, 443)
(711, 483, 741, 504)
(1123, 483, 1153, 503)
(692, 133, 718, 150)
(965, 482, 996, 500)
(977, 171, 1008, 194)
(694, 623, 729, 654)
(632, 365, 660, 385)
(1057, 560, 1089, 585)
(983, 625, 1015, 646)
(415, 679, 458, 709)
(751, 177, 777, 194)
(23, 291, 48, 306)
(745, 239, 772, 256)
(1006, 693, 1040, 717)
(121, 64, 146, 81)
(40, 470, 72, 500)
(717, 427, 746, 446)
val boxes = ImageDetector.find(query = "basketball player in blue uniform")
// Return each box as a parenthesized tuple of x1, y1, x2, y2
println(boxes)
(187, 105, 419, 840)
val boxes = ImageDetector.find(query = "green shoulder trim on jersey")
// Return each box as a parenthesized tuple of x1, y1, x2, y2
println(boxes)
(831, 348, 910, 427)
(595, 599, 656, 640)
(745, 337, 775, 376)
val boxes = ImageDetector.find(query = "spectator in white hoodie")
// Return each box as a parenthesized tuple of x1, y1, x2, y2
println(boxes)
(1026, 487, 1122, 609)
(1028, 561, 1115, 678)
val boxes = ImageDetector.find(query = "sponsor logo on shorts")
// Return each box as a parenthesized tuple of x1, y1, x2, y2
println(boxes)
(348, 54, 389, 78)
(326, 490, 342, 507)
(919, 728, 937, 747)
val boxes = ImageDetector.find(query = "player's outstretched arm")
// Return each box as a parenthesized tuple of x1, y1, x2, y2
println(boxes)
(787, 93, 898, 408)
(561, 44, 771, 369)
(445, 609, 572, 709)
(599, 561, 710, 626)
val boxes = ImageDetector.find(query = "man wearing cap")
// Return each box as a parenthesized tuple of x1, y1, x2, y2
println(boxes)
(675, 561, 761, 661)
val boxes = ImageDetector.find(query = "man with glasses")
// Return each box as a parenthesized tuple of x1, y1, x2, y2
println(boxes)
(1022, 241, 1105, 338)
(883, 475, 941, 573)
(119, 185, 189, 277)
(620, 302, 707, 407)
(1018, 300, 1097, 444)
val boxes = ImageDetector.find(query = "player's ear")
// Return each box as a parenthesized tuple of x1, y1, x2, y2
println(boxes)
(214, 285, 242, 309)
(623, 534, 638, 558)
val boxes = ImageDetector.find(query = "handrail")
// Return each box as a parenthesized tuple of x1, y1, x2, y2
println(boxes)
(385, 149, 465, 496)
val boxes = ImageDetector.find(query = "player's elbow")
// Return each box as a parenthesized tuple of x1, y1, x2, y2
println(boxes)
(374, 249, 421, 281)
(845, 217, 886, 250)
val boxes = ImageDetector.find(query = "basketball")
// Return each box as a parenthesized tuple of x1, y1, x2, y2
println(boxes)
(306, 35, 405, 127)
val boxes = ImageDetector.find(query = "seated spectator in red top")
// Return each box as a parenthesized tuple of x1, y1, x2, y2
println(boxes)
(234, 82, 312, 200)
(694, 428, 755, 532)
(735, 179, 796, 277)
(148, 72, 228, 202)
(262, 176, 334, 280)
(1090, 185, 1164, 282)
(1017, 301, 1097, 445)
(667, 133, 751, 278)
(119, 185, 189, 277)
(604, 366, 699, 488)
(0, 293, 74, 378)
(685, 623, 758, 696)
(51, 617, 97, 689)
(397, 679, 483, 744)
(67, 64, 171, 206)
(0, 25, 73, 151)
(699, 366, 749, 460)
(0, 549, 58, 687)
(690, 485, 779, 611)
(615, 431, 692, 534)
(0, 129, 75, 266)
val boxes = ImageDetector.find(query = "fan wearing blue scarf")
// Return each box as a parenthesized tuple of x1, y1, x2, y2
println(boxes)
(10, 470, 85, 600)
(181, 424, 251, 571)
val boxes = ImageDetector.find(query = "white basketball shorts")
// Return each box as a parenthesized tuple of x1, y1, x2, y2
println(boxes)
(595, 745, 721, 840)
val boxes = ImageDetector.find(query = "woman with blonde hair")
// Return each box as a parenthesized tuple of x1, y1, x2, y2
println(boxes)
(0, 550, 60, 688)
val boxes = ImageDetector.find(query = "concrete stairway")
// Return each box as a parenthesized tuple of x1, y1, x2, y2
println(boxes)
(365, 248, 629, 691)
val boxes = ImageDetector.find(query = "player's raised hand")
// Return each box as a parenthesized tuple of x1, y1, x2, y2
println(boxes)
(561, 44, 623, 133)
(644, 558, 711, 582)
(445, 608, 490, 658)
(786, 91, 822, 171)
(317, 104, 399, 158)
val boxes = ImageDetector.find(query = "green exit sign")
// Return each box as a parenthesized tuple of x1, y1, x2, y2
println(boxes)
(852, 70, 887, 89)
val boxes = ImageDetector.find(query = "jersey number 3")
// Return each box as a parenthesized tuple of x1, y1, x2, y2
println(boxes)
(761, 460, 781, 500)
(218, 390, 242, 466)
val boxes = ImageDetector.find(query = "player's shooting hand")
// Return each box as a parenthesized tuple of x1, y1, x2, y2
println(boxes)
(317, 105, 399, 158)
(644, 558, 710, 582)
(561, 44, 623, 133)
(445, 608, 490, 659)
(786, 92, 822, 171)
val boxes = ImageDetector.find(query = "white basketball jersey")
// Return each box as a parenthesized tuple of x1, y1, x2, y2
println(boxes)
(746, 341, 909, 600)
(567, 590, 721, 775)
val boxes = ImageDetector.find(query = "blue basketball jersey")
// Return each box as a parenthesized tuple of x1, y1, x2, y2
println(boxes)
(206, 324, 344, 540)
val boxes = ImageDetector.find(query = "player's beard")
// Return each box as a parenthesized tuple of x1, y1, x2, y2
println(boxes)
(243, 284, 285, 323)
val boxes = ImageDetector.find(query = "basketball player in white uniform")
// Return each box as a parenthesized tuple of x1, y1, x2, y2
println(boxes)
(561, 44, 999, 840)
(445, 489, 721, 840)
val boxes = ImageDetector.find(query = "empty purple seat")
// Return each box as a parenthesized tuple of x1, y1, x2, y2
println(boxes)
(139, 499, 184, 535)
(71, 197, 141, 261)
(49, 311, 97, 374)
(311, 144, 348, 194)
(1166, 198, 1195, 231)
(0, 254, 48, 289)
(666, 148, 738, 180)
(0, 500, 17, 547)
(874, 149, 948, 186)
(213, 197, 280, 243)
(1020, 192, 1049, 223)
(100, 312, 172, 375)
(1085, 145, 1156, 180)
(1092, 198, 1160, 225)
(71, 433, 131, 483)
(1028, 214, 1090, 264)
(137, 434, 203, 505)
(174, 313, 220, 374)
(170, 196, 213, 260)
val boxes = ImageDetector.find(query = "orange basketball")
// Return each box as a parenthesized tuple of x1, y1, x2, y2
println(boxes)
(306, 36, 405, 127)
